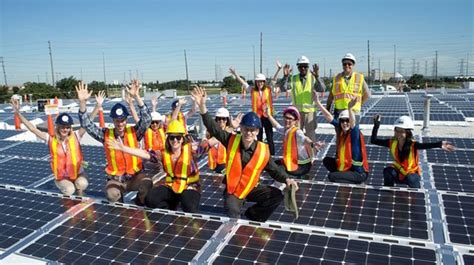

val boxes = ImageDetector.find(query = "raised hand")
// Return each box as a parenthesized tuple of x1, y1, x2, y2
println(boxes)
(283, 64, 292, 76)
(441, 141, 456, 152)
(347, 94, 358, 109)
(373, 114, 381, 124)
(178, 97, 187, 107)
(231, 112, 244, 128)
(76, 80, 92, 102)
(96, 90, 106, 107)
(276, 60, 282, 70)
(151, 96, 158, 108)
(124, 93, 134, 105)
(126, 79, 141, 97)
(313, 141, 325, 151)
(311, 64, 320, 77)
(229, 67, 237, 77)
(107, 138, 123, 151)
(10, 97, 20, 113)
(191, 85, 207, 108)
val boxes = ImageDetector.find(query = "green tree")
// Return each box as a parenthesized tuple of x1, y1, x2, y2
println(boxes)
(222, 75, 243, 93)
(407, 74, 425, 90)
(0, 85, 10, 103)
(12, 86, 20, 94)
(88, 81, 107, 95)
(21, 82, 59, 99)
(56, 76, 78, 98)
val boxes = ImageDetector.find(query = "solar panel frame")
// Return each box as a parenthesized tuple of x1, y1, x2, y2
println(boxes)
(439, 192, 474, 246)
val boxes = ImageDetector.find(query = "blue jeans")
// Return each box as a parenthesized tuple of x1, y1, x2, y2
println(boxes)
(383, 167, 421, 188)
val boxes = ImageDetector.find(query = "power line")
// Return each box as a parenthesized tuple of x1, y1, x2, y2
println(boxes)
(48, 41, 55, 86)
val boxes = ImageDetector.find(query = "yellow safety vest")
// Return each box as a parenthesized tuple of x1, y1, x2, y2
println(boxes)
(290, 74, 317, 113)
(331, 72, 364, 112)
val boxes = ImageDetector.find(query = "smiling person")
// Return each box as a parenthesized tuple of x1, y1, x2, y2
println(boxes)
(191, 86, 299, 222)
(314, 91, 369, 184)
(144, 111, 166, 152)
(326, 53, 371, 121)
(266, 106, 324, 178)
(108, 120, 201, 213)
(229, 67, 276, 155)
(277, 56, 326, 145)
(78, 79, 152, 205)
(371, 115, 455, 188)
(10, 87, 103, 196)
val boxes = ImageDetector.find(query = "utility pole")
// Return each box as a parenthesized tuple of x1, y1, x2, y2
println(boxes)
(435, 50, 438, 81)
(393, 45, 396, 78)
(398, 59, 403, 75)
(367, 40, 370, 85)
(252, 45, 256, 77)
(259, 32, 263, 74)
(467, 53, 470, 76)
(378, 59, 381, 82)
(184, 49, 190, 94)
(460, 59, 465, 76)
(412, 59, 416, 76)
(48, 41, 55, 87)
(0, 57, 7, 86)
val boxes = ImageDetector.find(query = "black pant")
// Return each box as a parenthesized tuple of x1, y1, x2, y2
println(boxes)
(275, 159, 312, 179)
(224, 185, 283, 222)
(323, 157, 368, 184)
(257, 117, 275, 155)
(383, 166, 421, 188)
(145, 185, 201, 213)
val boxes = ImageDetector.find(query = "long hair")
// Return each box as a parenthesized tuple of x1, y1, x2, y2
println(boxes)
(165, 134, 188, 153)
(401, 129, 414, 153)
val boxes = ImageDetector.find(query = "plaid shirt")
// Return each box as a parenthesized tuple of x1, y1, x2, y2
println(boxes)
(78, 104, 151, 143)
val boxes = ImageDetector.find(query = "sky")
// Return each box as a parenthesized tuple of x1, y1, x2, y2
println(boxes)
(1, 0, 473, 85)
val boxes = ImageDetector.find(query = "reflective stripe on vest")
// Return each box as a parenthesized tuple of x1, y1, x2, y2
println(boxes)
(331, 72, 364, 112)
(389, 138, 420, 180)
(225, 134, 270, 199)
(290, 74, 316, 112)
(251, 87, 273, 118)
(208, 142, 227, 170)
(104, 126, 143, 176)
(49, 134, 83, 180)
(336, 130, 369, 172)
(162, 143, 199, 193)
(283, 127, 299, 172)
(144, 127, 165, 151)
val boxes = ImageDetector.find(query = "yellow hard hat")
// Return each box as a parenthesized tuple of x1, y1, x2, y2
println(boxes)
(166, 120, 186, 134)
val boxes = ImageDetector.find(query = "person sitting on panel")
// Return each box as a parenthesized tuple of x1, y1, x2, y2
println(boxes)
(314, 91, 370, 184)
(108, 120, 201, 213)
(191, 85, 299, 222)
(371, 114, 455, 188)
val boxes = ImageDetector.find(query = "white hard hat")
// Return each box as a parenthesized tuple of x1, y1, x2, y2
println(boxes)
(296, 55, 310, 65)
(339, 110, 350, 119)
(342, 53, 357, 64)
(394, 115, 414, 130)
(255, 73, 266, 81)
(215, 107, 230, 118)
(151, 112, 164, 121)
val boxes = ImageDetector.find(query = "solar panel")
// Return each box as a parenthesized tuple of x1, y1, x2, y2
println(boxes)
(462, 252, 474, 265)
(414, 113, 465, 121)
(0, 158, 52, 187)
(441, 193, 474, 245)
(0, 186, 82, 250)
(426, 149, 474, 165)
(210, 224, 438, 264)
(0, 140, 20, 150)
(268, 183, 430, 239)
(0, 141, 50, 159)
(20, 203, 224, 264)
(326, 144, 393, 162)
(81, 145, 106, 166)
(430, 165, 474, 193)
(423, 137, 474, 150)
(0, 130, 22, 140)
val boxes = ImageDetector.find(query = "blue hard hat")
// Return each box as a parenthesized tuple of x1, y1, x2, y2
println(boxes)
(55, 113, 74, 125)
(110, 103, 130, 119)
(171, 100, 179, 110)
(240, 112, 261, 129)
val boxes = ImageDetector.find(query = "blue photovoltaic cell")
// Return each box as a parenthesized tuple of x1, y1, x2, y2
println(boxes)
(0, 140, 19, 150)
(0, 130, 22, 140)
(268, 183, 429, 239)
(326, 144, 393, 162)
(431, 165, 474, 194)
(81, 145, 106, 166)
(20, 203, 223, 264)
(0, 158, 52, 187)
(211, 225, 437, 264)
(423, 137, 474, 150)
(0, 187, 81, 249)
(426, 149, 474, 165)
(0, 141, 50, 159)
(442, 194, 474, 245)
(463, 253, 474, 265)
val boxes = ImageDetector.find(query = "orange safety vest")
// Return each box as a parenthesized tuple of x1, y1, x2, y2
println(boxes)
(336, 130, 369, 172)
(283, 127, 299, 172)
(167, 112, 187, 133)
(251, 86, 273, 118)
(208, 142, 227, 170)
(144, 127, 165, 151)
(49, 134, 83, 180)
(389, 138, 421, 180)
(225, 134, 270, 199)
(331, 72, 364, 112)
(162, 143, 199, 194)
(104, 126, 143, 176)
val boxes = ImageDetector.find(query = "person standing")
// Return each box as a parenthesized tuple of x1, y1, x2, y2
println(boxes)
(326, 53, 371, 120)
(229, 67, 276, 155)
(78, 79, 152, 205)
(279, 56, 326, 144)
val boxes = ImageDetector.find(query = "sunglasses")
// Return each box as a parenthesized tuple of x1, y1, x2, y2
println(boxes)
(298, 65, 309, 68)
(394, 128, 406, 134)
(216, 117, 227, 122)
(168, 135, 183, 141)
(59, 126, 72, 130)
(284, 116, 296, 121)
(339, 118, 349, 123)
(151, 121, 161, 124)
(343, 62, 353, 66)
